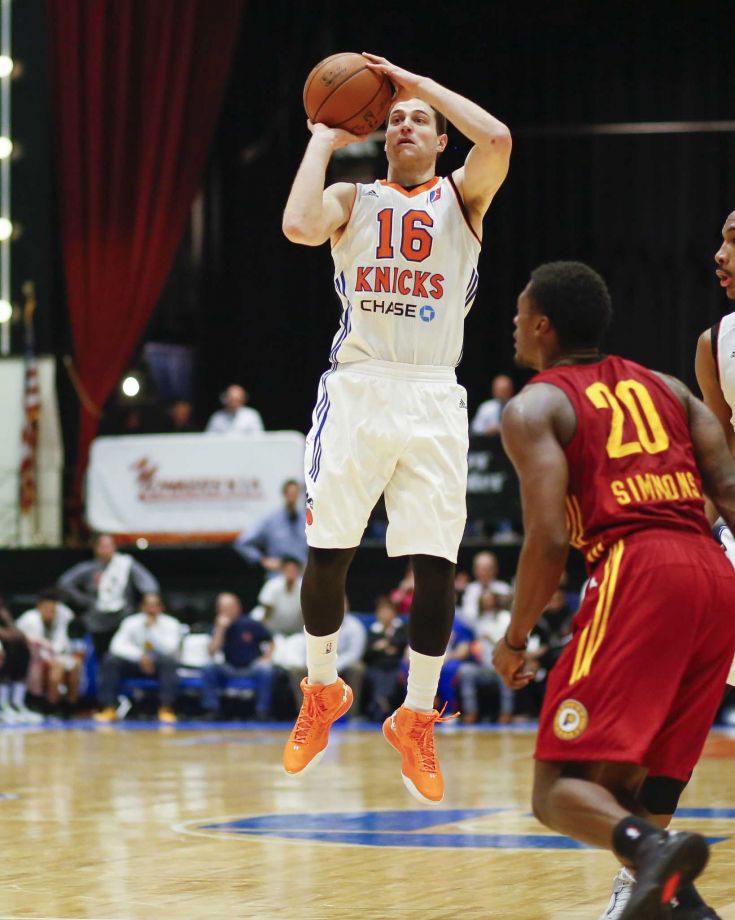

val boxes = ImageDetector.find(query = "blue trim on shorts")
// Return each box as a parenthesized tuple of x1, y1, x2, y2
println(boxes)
(309, 273, 351, 481)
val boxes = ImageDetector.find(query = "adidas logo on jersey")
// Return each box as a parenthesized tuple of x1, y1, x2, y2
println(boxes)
(363, 189, 379, 198)
(459, 398, 467, 409)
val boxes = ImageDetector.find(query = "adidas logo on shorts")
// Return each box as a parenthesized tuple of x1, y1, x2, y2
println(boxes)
(459, 398, 467, 409)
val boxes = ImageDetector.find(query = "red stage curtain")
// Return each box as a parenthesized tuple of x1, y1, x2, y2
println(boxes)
(47, 0, 244, 496)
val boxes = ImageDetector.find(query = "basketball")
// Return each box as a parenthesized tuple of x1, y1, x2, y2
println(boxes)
(303, 52, 394, 136)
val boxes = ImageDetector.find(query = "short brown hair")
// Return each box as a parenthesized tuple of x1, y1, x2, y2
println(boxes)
(431, 107, 447, 135)
(387, 100, 448, 136)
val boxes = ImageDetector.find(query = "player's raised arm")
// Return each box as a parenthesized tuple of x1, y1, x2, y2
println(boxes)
(282, 123, 358, 247)
(363, 53, 511, 232)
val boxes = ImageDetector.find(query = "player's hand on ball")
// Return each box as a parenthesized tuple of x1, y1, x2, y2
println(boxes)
(307, 120, 362, 149)
(361, 53, 421, 101)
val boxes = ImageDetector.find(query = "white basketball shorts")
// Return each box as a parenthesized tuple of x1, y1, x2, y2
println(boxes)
(304, 358, 469, 562)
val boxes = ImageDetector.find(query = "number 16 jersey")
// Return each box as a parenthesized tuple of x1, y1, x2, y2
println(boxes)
(531, 356, 711, 569)
(329, 175, 481, 368)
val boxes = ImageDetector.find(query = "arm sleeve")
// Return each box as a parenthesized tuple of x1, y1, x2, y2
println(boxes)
(337, 619, 367, 670)
(130, 561, 160, 595)
(461, 583, 480, 623)
(154, 618, 182, 658)
(15, 612, 42, 643)
(233, 521, 268, 564)
(469, 404, 488, 435)
(257, 579, 277, 605)
(109, 619, 141, 662)
(205, 412, 224, 433)
(57, 562, 95, 609)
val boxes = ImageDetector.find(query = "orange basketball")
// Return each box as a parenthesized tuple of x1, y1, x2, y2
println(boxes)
(303, 52, 394, 136)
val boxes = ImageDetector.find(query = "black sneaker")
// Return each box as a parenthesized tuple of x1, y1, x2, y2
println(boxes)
(672, 907, 722, 919)
(619, 832, 710, 920)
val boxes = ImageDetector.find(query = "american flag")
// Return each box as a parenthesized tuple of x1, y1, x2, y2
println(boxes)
(19, 282, 40, 515)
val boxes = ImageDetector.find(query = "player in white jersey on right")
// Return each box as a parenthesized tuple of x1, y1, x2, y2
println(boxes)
(281, 53, 511, 802)
(596, 215, 735, 920)
(695, 209, 735, 671)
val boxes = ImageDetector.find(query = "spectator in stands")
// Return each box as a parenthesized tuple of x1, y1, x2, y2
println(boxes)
(470, 374, 514, 436)
(205, 384, 264, 435)
(233, 480, 308, 575)
(422, 613, 476, 712)
(166, 400, 197, 433)
(94, 592, 181, 724)
(389, 563, 414, 615)
(532, 585, 575, 675)
(461, 551, 513, 624)
(199, 592, 274, 721)
(363, 597, 408, 722)
(454, 569, 470, 606)
(57, 533, 160, 658)
(257, 557, 303, 637)
(458, 590, 514, 723)
(16, 588, 81, 717)
(0, 596, 41, 724)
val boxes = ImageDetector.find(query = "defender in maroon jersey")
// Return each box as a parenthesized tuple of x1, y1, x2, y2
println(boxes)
(493, 262, 735, 920)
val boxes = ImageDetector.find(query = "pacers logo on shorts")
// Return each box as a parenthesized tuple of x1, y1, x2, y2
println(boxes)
(553, 699, 589, 741)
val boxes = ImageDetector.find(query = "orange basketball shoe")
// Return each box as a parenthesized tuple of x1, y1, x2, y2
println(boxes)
(383, 704, 459, 804)
(283, 677, 353, 775)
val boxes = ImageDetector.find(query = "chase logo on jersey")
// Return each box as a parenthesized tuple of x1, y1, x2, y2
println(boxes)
(553, 700, 589, 740)
(420, 305, 436, 323)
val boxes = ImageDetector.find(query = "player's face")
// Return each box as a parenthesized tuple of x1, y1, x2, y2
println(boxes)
(715, 211, 735, 300)
(385, 100, 446, 166)
(513, 285, 542, 369)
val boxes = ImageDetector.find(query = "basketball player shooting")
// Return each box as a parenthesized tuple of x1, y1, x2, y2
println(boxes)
(492, 261, 735, 919)
(281, 52, 511, 803)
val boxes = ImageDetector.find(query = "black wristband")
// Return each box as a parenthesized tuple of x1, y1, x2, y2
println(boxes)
(503, 631, 528, 652)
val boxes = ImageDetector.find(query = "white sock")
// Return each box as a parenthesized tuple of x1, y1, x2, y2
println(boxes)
(404, 648, 445, 713)
(0, 684, 9, 707)
(11, 683, 26, 708)
(305, 628, 339, 686)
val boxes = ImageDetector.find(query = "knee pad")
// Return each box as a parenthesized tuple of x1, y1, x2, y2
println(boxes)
(639, 775, 687, 815)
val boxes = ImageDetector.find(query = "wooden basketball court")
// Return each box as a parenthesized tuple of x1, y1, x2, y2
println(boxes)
(1, 722, 734, 919)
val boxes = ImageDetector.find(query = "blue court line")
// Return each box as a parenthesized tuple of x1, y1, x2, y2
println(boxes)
(675, 808, 735, 819)
(207, 828, 730, 849)
(202, 809, 509, 833)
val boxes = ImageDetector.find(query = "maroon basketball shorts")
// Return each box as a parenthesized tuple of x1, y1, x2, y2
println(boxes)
(536, 531, 735, 780)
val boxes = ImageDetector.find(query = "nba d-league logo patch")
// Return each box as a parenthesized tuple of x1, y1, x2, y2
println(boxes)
(553, 700, 589, 741)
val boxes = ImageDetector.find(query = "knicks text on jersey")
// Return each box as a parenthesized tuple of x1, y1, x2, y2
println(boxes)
(329, 175, 481, 368)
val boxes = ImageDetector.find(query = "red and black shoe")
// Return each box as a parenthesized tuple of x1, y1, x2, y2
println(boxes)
(619, 831, 710, 920)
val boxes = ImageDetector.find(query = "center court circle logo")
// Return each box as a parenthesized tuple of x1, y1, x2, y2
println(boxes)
(419, 304, 436, 323)
(553, 699, 589, 740)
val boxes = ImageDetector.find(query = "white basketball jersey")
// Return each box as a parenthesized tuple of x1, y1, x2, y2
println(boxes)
(328, 174, 481, 368)
(716, 312, 735, 430)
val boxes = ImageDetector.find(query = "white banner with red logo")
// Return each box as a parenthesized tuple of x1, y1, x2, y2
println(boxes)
(86, 431, 306, 542)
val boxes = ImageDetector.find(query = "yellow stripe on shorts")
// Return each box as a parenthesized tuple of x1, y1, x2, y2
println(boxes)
(570, 540, 624, 685)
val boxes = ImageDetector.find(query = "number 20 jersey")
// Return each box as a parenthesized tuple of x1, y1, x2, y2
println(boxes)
(328, 175, 481, 368)
(530, 356, 710, 568)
